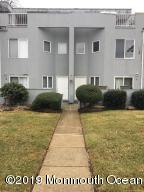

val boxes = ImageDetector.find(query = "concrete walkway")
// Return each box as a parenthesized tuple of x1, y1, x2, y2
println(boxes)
(32, 104, 94, 192)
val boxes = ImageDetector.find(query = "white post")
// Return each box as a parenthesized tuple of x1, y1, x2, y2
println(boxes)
(141, 29, 144, 89)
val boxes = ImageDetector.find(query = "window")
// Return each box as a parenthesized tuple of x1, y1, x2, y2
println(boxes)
(76, 43, 85, 54)
(92, 41, 100, 52)
(58, 43, 67, 54)
(115, 77, 133, 89)
(42, 76, 53, 89)
(9, 39, 28, 58)
(10, 76, 29, 88)
(90, 77, 100, 86)
(43, 41, 51, 53)
(115, 39, 134, 59)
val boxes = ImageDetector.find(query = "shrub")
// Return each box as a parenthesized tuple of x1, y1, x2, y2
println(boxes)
(131, 90, 144, 109)
(1, 82, 28, 106)
(76, 84, 102, 108)
(103, 90, 127, 109)
(31, 92, 62, 111)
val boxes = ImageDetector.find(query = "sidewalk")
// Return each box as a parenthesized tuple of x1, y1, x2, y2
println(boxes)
(32, 104, 94, 192)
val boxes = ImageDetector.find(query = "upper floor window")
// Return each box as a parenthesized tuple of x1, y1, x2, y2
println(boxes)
(115, 77, 133, 89)
(10, 76, 29, 88)
(9, 39, 28, 58)
(76, 43, 85, 54)
(58, 43, 67, 54)
(92, 41, 100, 53)
(42, 76, 53, 89)
(90, 76, 100, 86)
(115, 39, 135, 59)
(43, 41, 51, 53)
(9, 14, 28, 26)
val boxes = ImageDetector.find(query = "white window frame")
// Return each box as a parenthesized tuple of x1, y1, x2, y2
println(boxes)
(9, 75, 29, 88)
(42, 76, 53, 89)
(76, 42, 85, 54)
(43, 40, 51, 53)
(92, 41, 100, 53)
(115, 39, 135, 59)
(89, 76, 100, 86)
(114, 76, 134, 89)
(58, 42, 67, 55)
(8, 38, 28, 58)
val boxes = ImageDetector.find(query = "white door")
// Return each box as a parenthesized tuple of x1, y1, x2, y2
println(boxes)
(75, 77, 87, 99)
(56, 76, 68, 100)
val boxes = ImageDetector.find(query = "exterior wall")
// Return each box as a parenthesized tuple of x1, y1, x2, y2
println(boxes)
(0, 9, 144, 103)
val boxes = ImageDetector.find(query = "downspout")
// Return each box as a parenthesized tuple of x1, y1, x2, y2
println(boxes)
(141, 28, 144, 89)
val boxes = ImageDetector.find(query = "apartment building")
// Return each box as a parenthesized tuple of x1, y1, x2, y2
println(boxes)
(0, 2, 144, 103)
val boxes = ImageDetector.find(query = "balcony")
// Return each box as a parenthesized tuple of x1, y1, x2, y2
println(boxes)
(116, 14, 135, 28)
(8, 13, 28, 26)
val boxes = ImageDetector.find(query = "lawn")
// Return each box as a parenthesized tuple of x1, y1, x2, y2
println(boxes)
(81, 110, 144, 192)
(0, 110, 60, 192)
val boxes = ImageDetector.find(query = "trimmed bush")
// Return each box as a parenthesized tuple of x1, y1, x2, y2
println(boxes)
(131, 90, 144, 109)
(103, 90, 127, 109)
(1, 82, 28, 106)
(31, 92, 62, 111)
(76, 84, 102, 108)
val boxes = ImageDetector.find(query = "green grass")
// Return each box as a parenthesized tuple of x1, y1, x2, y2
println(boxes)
(0, 111, 60, 192)
(81, 110, 144, 192)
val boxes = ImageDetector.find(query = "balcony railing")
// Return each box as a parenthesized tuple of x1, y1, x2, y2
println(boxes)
(8, 13, 28, 26)
(116, 14, 135, 28)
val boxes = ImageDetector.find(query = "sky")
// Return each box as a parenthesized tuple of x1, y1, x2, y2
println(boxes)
(18, 0, 144, 13)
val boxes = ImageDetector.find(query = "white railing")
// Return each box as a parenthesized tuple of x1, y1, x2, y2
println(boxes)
(8, 13, 28, 26)
(116, 14, 135, 27)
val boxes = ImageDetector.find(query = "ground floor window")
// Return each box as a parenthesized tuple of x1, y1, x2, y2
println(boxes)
(10, 76, 29, 88)
(42, 76, 53, 89)
(115, 77, 133, 89)
(90, 76, 100, 86)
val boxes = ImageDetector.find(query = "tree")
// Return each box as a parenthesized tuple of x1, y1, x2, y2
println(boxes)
(0, 0, 20, 8)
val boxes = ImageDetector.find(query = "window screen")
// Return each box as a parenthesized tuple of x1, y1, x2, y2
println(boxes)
(125, 40, 134, 58)
(116, 39, 124, 58)
(43, 76, 47, 88)
(124, 78, 132, 89)
(76, 43, 85, 54)
(115, 78, 123, 89)
(90, 77, 100, 86)
(9, 39, 18, 58)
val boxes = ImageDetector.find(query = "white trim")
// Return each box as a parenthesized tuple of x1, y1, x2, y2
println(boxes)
(43, 40, 51, 53)
(92, 41, 100, 53)
(114, 76, 134, 89)
(115, 39, 135, 59)
(9, 75, 29, 88)
(42, 76, 53, 89)
(89, 76, 100, 86)
(76, 42, 85, 54)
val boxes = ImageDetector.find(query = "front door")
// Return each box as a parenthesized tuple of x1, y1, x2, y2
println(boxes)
(56, 76, 68, 100)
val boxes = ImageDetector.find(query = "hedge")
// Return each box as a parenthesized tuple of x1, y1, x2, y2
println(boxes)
(31, 92, 62, 111)
(103, 90, 127, 109)
(131, 90, 144, 109)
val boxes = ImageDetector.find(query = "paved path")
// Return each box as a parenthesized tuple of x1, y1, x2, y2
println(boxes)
(32, 104, 94, 192)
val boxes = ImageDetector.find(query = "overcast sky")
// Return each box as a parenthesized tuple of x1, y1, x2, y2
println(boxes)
(19, 0, 144, 13)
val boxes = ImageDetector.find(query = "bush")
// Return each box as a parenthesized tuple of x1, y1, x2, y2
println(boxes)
(76, 84, 102, 108)
(103, 90, 127, 109)
(131, 90, 144, 109)
(31, 92, 62, 111)
(1, 82, 28, 106)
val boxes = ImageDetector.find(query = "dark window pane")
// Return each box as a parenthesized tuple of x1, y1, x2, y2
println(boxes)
(43, 76, 47, 88)
(116, 39, 124, 58)
(93, 41, 99, 52)
(44, 41, 51, 52)
(48, 77, 52, 88)
(124, 78, 132, 89)
(10, 77, 18, 83)
(95, 77, 99, 86)
(90, 77, 94, 85)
